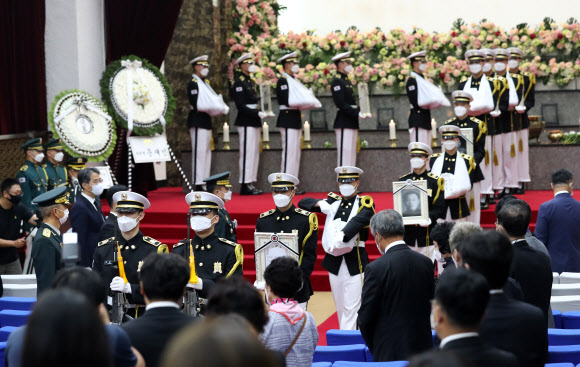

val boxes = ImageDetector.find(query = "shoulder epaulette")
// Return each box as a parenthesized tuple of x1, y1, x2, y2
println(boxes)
(260, 209, 275, 218)
(219, 238, 238, 247)
(427, 172, 440, 179)
(41, 164, 47, 168)
(399, 172, 412, 179)
(19, 165, 28, 172)
(240, 75, 245, 81)
(143, 236, 162, 246)
(328, 192, 341, 200)
(172, 241, 186, 249)
(444, 118, 455, 124)
(431, 153, 442, 158)
(98, 237, 115, 247)
(460, 153, 476, 172)
(409, 75, 416, 78)
(470, 116, 481, 123)
(295, 208, 311, 216)
(191, 77, 198, 83)
(42, 228, 51, 238)
(460, 76, 468, 82)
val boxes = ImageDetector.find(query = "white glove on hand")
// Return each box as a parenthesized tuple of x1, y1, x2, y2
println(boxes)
(110, 277, 131, 294)
(490, 111, 501, 118)
(187, 279, 203, 291)
(419, 219, 432, 228)
(318, 200, 331, 214)
(334, 231, 346, 247)
(515, 105, 526, 114)
(258, 111, 267, 119)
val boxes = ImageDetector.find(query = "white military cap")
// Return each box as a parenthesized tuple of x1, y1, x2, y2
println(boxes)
(408, 142, 433, 156)
(407, 51, 426, 60)
(268, 173, 300, 191)
(331, 51, 352, 62)
(438, 124, 462, 136)
(334, 166, 364, 182)
(482, 48, 495, 58)
(113, 191, 151, 211)
(465, 49, 485, 60)
(277, 51, 298, 63)
(494, 48, 509, 60)
(185, 192, 224, 213)
(234, 53, 253, 66)
(189, 55, 209, 65)
(508, 47, 524, 58)
(451, 90, 473, 102)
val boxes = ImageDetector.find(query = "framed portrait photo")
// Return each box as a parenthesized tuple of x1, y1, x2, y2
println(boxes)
(392, 180, 430, 225)
(460, 127, 474, 158)
(254, 232, 299, 290)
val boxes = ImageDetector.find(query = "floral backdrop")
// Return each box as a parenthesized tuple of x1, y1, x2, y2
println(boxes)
(228, 0, 580, 93)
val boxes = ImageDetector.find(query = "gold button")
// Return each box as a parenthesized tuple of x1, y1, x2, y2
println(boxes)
(286, 216, 289, 220)
(124, 261, 127, 264)
(196, 245, 199, 249)
(207, 245, 211, 249)
(131, 245, 135, 250)
(199, 262, 203, 267)
(277, 217, 280, 220)
(201, 246, 205, 250)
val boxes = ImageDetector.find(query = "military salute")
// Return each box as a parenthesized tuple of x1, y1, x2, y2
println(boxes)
(299, 166, 375, 330)
(204, 172, 237, 242)
(65, 157, 87, 203)
(93, 191, 169, 317)
(43, 138, 67, 191)
(255, 173, 318, 309)
(16, 138, 48, 212)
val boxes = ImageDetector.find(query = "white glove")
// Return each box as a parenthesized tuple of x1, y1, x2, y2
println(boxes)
(419, 219, 432, 228)
(334, 231, 346, 247)
(515, 105, 526, 114)
(318, 200, 331, 214)
(110, 277, 131, 294)
(258, 111, 267, 119)
(187, 279, 203, 290)
(490, 111, 501, 118)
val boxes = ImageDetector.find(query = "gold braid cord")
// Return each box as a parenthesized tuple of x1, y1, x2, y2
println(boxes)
(226, 244, 244, 278)
(299, 213, 318, 266)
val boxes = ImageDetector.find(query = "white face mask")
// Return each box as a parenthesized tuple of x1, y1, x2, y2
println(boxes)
(482, 62, 493, 73)
(508, 59, 520, 69)
(419, 63, 427, 72)
(469, 64, 482, 74)
(56, 208, 69, 225)
(344, 65, 353, 73)
(430, 309, 438, 329)
(34, 153, 45, 163)
(494, 62, 506, 72)
(90, 183, 104, 196)
(223, 190, 232, 202)
(54, 152, 64, 162)
(454, 106, 468, 117)
(339, 184, 356, 197)
(190, 215, 215, 232)
(118, 215, 139, 232)
(434, 249, 444, 263)
(273, 193, 292, 208)
(443, 140, 457, 151)
(248, 64, 257, 73)
(375, 234, 385, 255)
(265, 287, 271, 305)
(410, 157, 426, 169)
(290, 64, 299, 74)
(200, 68, 209, 77)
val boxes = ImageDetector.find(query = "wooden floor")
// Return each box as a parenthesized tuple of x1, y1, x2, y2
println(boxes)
(307, 292, 336, 326)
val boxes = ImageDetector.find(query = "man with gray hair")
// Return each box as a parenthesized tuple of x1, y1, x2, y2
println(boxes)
(358, 209, 434, 362)
(71, 167, 105, 267)
(449, 222, 482, 262)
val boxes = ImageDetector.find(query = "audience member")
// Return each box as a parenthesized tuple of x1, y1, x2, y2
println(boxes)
(448, 222, 481, 262)
(535, 168, 580, 272)
(122, 253, 196, 367)
(100, 184, 128, 241)
(497, 199, 553, 324)
(260, 257, 318, 366)
(20, 289, 112, 367)
(6, 267, 143, 367)
(408, 350, 472, 367)
(71, 167, 105, 267)
(160, 315, 279, 367)
(458, 231, 548, 367)
(430, 221, 455, 276)
(433, 269, 518, 367)
(358, 210, 434, 361)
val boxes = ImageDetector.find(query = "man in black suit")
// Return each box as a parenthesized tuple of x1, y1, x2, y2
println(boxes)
(122, 253, 196, 367)
(497, 199, 552, 324)
(99, 184, 128, 241)
(358, 209, 434, 362)
(434, 268, 518, 367)
(458, 231, 548, 367)
(70, 168, 105, 267)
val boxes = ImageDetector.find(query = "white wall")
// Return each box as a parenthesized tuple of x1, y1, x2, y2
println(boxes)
(279, 0, 580, 35)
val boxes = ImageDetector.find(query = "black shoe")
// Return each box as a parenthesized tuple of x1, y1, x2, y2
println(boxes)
(514, 187, 525, 195)
(240, 184, 263, 195)
(488, 195, 496, 204)
(295, 189, 306, 195)
(481, 202, 490, 210)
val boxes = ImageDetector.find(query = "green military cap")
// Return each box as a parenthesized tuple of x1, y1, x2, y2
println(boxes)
(45, 138, 63, 150)
(32, 186, 70, 207)
(65, 157, 87, 171)
(203, 171, 232, 188)
(21, 138, 44, 151)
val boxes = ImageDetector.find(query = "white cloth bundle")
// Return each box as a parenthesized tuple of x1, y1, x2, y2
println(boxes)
(193, 75, 230, 116)
(320, 197, 361, 256)
(283, 73, 321, 111)
(411, 72, 451, 109)
(506, 73, 519, 109)
(431, 153, 472, 199)
(463, 76, 494, 115)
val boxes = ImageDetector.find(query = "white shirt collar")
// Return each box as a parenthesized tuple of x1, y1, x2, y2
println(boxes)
(385, 240, 406, 253)
(511, 239, 526, 245)
(489, 289, 504, 294)
(555, 190, 570, 197)
(45, 223, 61, 236)
(440, 332, 479, 348)
(145, 301, 180, 311)
(81, 192, 95, 204)
(109, 212, 117, 217)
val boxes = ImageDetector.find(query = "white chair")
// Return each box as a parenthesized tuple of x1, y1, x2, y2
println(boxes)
(554, 273, 561, 284)
(560, 273, 580, 284)
(1, 275, 37, 285)
(551, 295, 580, 313)
(2, 284, 37, 298)
(552, 283, 580, 297)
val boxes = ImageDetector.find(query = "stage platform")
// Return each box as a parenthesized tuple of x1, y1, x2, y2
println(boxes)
(116, 188, 554, 292)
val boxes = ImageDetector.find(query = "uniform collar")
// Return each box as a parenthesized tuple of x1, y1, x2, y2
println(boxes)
(44, 222, 61, 236)
(555, 190, 570, 197)
(440, 332, 479, 348)
(193, 232, 218, 245)
(338, 71, 349, 79)
(145, 301, 180, 311)
(115, 230, 144, 245)
(275, 204, 296, 216)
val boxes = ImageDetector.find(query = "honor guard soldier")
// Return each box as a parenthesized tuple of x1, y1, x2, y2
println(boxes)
(172, 192, 243, 298)
(43, 138, 68, 191)
(299, 166, 375, 330)
(444, 91, 486, 224)
(430, 126, 476, 222)
(399, 142, 446, 260)
(65, 157, 87, 203)
(93, 191, 169, 317)
(16, 138, 48, 212)
(255, 173, 318, 309)
(204, 172, 237, 242)
(31, 186, 69, 294)
(508, 47, 535, 194)
(232, 53, 264, 195)
(406, 51, 432, 146)
(331, 51, 361, 167)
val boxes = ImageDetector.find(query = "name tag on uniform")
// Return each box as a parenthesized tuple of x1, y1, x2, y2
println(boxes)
(281, 85, 287, 90)
(236, 87, 243, 92)
(333, 85, 341, 91)
(191, 90, 197, 95)
(408, 85, 415, 91)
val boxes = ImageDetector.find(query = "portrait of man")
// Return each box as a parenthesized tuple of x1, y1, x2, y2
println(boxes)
(402, 189, 422, 217)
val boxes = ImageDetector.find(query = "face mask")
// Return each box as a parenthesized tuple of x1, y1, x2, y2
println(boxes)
(90, 183, 104, 196)
(8, 194, 21, 205)
(118, 215, 139, 232)
(375, 234, 385, 255)
(291, 64, 299, 74)
(410, 157, 425, 169)
(54, 152, 64, 162)
(34, 153, 45, 163)
(454, 106, 468, 117)
(419, 63, 427, 72)
(56, 208, 69, 225)
(265, 288, 271, 305)
(344, 65, 353, 73)
(200, 68, 209, 77)
(434, 250, 444, 263)
(430, 309, 438, 329)
(248, 64, 257, 73)
(273, 193, 292, 208)
(508, 59, 519, 69)
(339, 184, 356, 197)
(482, 62, 492, 73)
(469, 64, 482, 74)
(223, 190, 232, 202)
(443, 140, 457, 151)
(190, 215, 215, 232)
(494, 62, 506, 72)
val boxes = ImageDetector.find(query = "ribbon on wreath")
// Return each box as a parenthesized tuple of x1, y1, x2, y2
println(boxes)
(54, 94, 112, 124)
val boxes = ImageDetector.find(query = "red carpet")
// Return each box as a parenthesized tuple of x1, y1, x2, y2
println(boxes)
(317, 312, 339, 346)
(104, 188, 554, 291)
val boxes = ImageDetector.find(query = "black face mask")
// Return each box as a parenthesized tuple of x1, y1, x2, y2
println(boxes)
(8, 194, 22, 205)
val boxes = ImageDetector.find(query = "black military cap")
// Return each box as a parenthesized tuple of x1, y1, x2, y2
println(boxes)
(45, 138, 63, 150)
(65, 157, 88, 171)
(32, 186, 70, 207)
(203, 172, 232, 188)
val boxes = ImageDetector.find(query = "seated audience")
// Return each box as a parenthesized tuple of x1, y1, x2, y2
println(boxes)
(430, 221, 455, 277)
(408, 350, 472, 367)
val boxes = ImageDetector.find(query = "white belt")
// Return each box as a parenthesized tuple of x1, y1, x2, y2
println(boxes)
(279, 105, 297, 110)
(246, 104, 258, 109)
